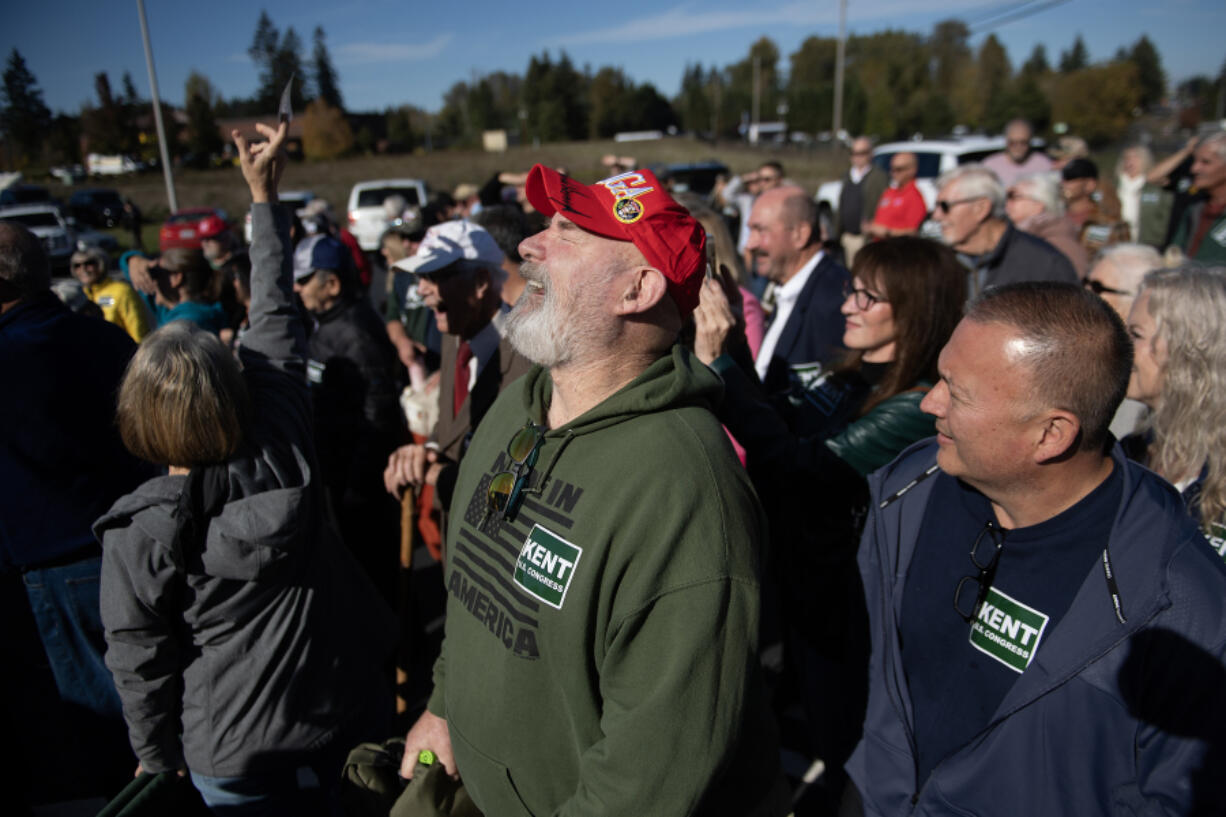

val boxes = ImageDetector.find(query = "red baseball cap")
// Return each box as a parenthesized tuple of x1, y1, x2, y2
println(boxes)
(524, 164, 706, 316)
(198, 215, 229, 240)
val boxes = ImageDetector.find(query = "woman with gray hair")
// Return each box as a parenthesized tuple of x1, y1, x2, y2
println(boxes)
(1005, 172, 1089, 277)
(1122, 264, 1226, 555)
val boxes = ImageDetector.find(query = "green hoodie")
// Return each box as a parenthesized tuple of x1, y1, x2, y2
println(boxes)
(428, 344, 788, 817)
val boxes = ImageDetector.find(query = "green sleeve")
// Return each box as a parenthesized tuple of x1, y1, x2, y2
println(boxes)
(825, 389, 935, 475)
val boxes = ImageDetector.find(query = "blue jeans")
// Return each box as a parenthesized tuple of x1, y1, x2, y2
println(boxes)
(22, 554, 123, 719)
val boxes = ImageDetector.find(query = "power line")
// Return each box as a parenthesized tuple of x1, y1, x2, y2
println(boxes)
(969, 0, 1072, 34)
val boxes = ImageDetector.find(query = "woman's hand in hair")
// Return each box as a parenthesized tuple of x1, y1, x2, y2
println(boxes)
(232, 120, 289, 205)
(693, 276, 739, 366)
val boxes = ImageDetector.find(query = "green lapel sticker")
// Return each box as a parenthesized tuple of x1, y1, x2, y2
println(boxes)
(968, 586, 1049, 674)
(514, 524, 582, 609)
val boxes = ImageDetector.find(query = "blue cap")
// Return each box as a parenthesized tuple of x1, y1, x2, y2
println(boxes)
(293, 234, 349, 281)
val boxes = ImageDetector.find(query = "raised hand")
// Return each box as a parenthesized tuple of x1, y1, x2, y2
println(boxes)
(232, 121, 289, 204)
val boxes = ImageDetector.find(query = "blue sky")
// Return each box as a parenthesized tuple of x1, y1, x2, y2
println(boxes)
(4, 0, 1223, 117)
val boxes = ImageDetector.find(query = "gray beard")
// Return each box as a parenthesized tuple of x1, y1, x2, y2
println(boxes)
(504, 262, 579, 368)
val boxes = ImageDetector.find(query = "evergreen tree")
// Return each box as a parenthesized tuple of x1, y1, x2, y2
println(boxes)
(1059, 36, 1089, 73)
(1, 48, 52, 166)
(184, 71, 223, 166)
(121, 71, 140, 104)
(82, 72, 136, 155)
(312, 26, 343, 111)
(1127, 35, 1166, 108)
(249, 11, 307, 112)
(1020, 44, 1050, 77)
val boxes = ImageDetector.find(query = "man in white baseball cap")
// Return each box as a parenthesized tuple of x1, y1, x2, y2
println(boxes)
(383, 220, 533, 529)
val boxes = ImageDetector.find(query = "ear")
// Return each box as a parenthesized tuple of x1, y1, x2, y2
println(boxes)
(1032, 409, 1081, 464)
(472, 267, 491, 300)
(323, 273, 343, 297)
(790, 219, 813, 250)
(613, 267, 669, 317)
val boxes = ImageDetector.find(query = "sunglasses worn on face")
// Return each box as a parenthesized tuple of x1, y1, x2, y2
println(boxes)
(842, 283, 887, 311)
(953, 520, 1007, 623)
(1083, 278, 1131, 297)
(72, 261, 97, 269)
(935, 197, 982, 214)
(485, 422, 546, 524)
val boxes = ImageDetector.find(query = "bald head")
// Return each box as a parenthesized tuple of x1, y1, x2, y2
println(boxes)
(0, 222, 51, 309)
(747, 185, 821, 284)
(889, 152, 918, 186)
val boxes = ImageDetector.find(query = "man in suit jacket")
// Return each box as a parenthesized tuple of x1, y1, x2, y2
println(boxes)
(383, 221, 532, 519)
(750, 185, 851, 393)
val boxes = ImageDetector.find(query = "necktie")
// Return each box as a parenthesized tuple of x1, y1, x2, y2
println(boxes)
(454, 340, 473, 417)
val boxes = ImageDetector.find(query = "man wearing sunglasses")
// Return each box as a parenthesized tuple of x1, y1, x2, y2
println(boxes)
(933, 164, 1076, 298)
(399, 166, 788, 817)
(845, 282, 1226, 817)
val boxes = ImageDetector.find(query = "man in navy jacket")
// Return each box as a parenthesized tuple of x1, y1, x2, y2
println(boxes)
(747, 185, 849, 393)
(847, 282, 1226, 816)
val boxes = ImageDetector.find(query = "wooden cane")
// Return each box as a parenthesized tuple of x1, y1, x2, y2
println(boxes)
(396, 487, 416, 715)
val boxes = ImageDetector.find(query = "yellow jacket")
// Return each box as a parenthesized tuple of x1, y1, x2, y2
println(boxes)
(84, 277, 153, 342)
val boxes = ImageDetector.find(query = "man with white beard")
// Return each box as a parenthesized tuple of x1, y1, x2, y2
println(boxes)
(398, 165, 789, 817)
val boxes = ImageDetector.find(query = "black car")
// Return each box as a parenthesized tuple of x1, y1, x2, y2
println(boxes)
(69, 188, 125, 228)
(0, 184, 52, 207)
(649, 161, 730, 197)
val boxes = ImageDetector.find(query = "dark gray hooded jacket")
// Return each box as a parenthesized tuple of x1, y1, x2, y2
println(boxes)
(95, 204, 394, 777)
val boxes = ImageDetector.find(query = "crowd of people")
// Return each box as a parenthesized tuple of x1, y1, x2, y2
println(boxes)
(3, 115, 1226, 817)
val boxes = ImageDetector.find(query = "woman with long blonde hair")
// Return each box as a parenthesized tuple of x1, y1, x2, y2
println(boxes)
(1123, 264, 1226, 551)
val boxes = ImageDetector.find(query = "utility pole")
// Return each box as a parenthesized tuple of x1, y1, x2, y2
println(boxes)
(832, 0, 847, 144)
(752, 54, 761, 142)
(136, 0, 177, 212)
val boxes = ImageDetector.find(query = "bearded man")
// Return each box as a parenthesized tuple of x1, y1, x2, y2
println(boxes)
(398, 165, 789, 817)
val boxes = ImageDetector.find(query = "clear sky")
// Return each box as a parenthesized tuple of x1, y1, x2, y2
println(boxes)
(4, 0, 1223, 117)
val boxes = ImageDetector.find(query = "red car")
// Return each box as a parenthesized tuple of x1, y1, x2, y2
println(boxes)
(159, 207, 230, 251)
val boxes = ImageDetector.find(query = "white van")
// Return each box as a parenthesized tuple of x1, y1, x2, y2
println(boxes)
(346, 179, 428, 251)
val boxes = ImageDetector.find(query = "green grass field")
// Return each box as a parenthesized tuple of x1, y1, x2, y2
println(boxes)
(64, 137, 849, 233)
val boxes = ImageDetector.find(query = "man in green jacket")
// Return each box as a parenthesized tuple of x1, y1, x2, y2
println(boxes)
(1171, 131, 1226, 264)
(400, 165, 789, 817)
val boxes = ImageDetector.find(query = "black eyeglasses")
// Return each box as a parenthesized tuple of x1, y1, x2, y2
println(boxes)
(1083, 278, 1131, 297)
(485, 422, 546, 523)
(842, 282, 887, 311)
(935, 197, 983, 214)
(953, 520, 1007, 623)
(71, 261, 97, 269)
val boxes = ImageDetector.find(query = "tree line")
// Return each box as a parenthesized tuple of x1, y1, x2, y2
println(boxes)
(3, 13, 1225, 171)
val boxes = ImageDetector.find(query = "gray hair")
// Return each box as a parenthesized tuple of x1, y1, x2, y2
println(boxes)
(1115, 145, 1154, 178)
(0, 221, 50, 300)
(1198, 131, 1226, 163)
(1011, 172, 1064, 216)
(1136, 265, 1226, 532)
(1092, 243, 1163, 292)
(938, 164, 1006, 219)
(71, 246, 109, 270)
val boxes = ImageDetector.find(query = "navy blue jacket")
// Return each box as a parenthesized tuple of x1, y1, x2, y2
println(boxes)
(848, 440, 1226, 816)
(0, 292, 152, 571)
(760, 252, 849, 393)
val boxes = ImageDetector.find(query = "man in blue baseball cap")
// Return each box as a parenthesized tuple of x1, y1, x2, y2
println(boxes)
(294, 232, 407, 604)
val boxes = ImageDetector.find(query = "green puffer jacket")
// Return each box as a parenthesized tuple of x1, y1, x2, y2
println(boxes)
(825, 386, 934, 475)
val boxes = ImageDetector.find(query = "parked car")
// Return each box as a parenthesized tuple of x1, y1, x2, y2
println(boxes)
(70, 220, 121, 254)
(86, 153, 140, 176)
(50, 165, 88, 185)
(69, 187, 125, 228)
(243, 190, 314, 244)
(648, 161, 730, 196)
(0, 204, 77, 270)
(159, 207, 230, 251)
(814, 136, 1008, 237)
(0, 183, 53, 207)
(347, 179, 428, 251)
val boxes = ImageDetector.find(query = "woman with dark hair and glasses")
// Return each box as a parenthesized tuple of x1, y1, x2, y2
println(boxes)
(694, 235, 967, 478)
(693, 235, 966, 785)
